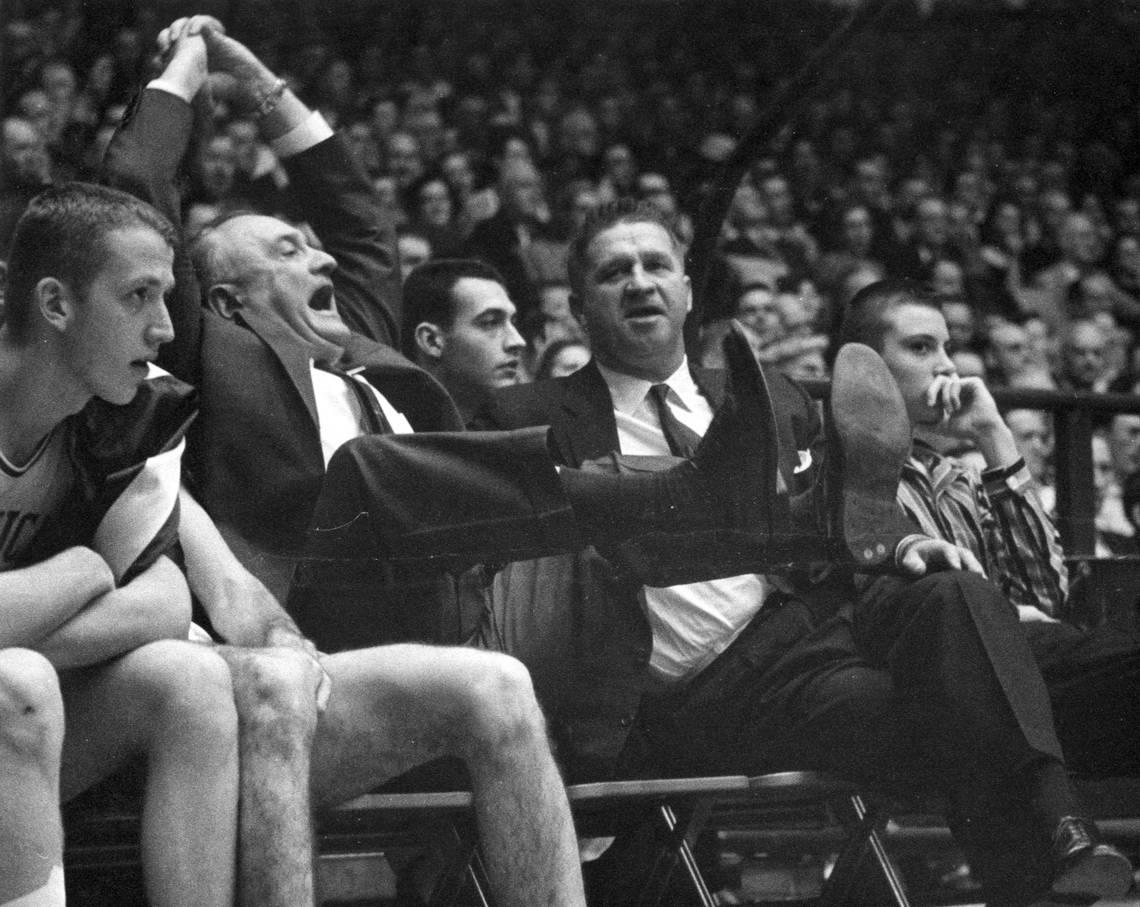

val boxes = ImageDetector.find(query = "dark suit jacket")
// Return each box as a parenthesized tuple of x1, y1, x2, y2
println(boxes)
(103, 87, 463, 596)
(476, 360, 826, 779)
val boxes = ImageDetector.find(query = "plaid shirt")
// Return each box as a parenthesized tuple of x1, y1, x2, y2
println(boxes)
(897, 440, 1068, 616)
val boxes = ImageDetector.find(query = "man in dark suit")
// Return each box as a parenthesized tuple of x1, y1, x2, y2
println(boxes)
(104, 19, 587, 907)
(474, 200, 1131, 905)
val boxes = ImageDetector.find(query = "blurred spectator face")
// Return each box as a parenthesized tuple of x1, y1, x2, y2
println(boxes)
(1114, 198, 1140, 236)
(1005, 409, 1053, 483)
(195, 135, 238, 202)
(1039, 190, 1072, 237)
(567, 186, 600, 231)
(539, 283, 575, 324)
(416, 178, 452, 227)
(16, 90, 52, 139)
(344, 122, 380, 176)
(1076, 273, 1116, 317)
(397, 233, 432, 282)
(953, 171, 985, 211)
(1093, 434, 1116, 511)
(499, 160, 547, 225)
(991, 201, 1023, 243)
(987, 321, 1031, 379)
(931, 260, 964, 298)
(852, 159, 888, 210)
(1115, 234, 1140, 278)
(547, 340, 591, 378)
(1061, 321, 1107, 389)
(759, 176, 795, 228)
(226, 119, 260, 175)
(41, 61, 77, 104)
(916, 198, 949, 246)
(1013, 173, 1038, 210)
(734, 285, 781, 343)
(441, 152, 475, 198)
(637, 173, 676, 217)
(841, 206, 874, 258)
(1, 118, 50, 184)
(559, 109, 599, 158)
(1108, 413, 1140, 479)
(86, 54, 115, 100)
(952, 350, 986, 378)
(942, 300, 975, 349)
(896, 178, 931, 214)
(370, 99, 399, 140)
(386, 133, 424, 189)
(603, 144, 636, 188)
(500, 136, 534, 168)
(775, 293, 813, 337)
(1060, 213, 1101, 265)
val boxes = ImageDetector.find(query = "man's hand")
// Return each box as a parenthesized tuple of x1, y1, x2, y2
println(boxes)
(154, 16, 216, 101)
(920, 374, 1021, 467)
(266, 624, 332, 712)
(199, 22, 280, 115)
(897, 536, 986, 578)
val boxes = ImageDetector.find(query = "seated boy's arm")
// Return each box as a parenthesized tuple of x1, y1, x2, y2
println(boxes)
(34, 555, 191, 669)
(0, 547, 115, 648)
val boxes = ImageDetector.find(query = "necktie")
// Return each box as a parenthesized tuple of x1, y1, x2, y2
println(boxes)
(316, 361, 393, 435)
(648, 384, 702, 458)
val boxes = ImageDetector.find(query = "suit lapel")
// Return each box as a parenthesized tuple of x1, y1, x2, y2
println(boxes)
(553, 363, 619, 467)
(237, 309, 322, 431)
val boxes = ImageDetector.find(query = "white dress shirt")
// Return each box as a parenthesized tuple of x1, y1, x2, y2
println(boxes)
(595, 359, 774, 683)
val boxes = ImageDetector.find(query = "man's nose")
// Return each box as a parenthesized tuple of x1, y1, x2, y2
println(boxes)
(504, 321, 525, 352)
(311, 248, 337, 275)
(149, 300, 176, 345)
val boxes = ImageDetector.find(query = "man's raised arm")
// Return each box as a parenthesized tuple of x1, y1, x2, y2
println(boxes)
(200, 23, 402, 346)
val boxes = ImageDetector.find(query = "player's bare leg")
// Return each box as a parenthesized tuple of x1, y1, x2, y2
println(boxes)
(216, 646, 323, 907)
(59, 640, 239, 907)
(0, 650, 65, 906)
(309, 645, 585, 907)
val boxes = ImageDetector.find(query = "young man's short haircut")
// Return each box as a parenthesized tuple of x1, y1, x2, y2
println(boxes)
(837, 278, 941, 353)
(4, 182, 177, 343)
(400, 258, 506, 359)
(566, 199, 685, 297)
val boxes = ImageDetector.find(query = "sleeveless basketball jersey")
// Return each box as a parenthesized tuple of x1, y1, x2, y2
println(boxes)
(0, 427, 73, 571)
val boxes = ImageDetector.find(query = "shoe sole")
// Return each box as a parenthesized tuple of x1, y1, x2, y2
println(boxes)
(828, 343, 912, 567)
(1053, 845, 1135, 899)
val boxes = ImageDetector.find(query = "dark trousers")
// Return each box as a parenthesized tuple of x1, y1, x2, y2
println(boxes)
(1026, 619, 1140, 778)
(286, 428, 580, 651)
(618, 571, 1067, 906)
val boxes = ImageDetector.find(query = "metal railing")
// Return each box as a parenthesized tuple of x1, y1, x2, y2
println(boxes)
(800, 380, 1140, 558)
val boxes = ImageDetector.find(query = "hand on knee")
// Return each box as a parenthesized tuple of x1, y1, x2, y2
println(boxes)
(222, 646, 323, 750)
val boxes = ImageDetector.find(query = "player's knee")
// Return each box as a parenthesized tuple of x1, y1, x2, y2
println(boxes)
(457, 653, 545, 754)
(142, 642, 237, 740)
(0, 649, 64, 764)
(227, 648, 320, 732)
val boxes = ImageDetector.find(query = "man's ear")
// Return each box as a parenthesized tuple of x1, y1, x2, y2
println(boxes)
(414, 322, 445, 361)
(206, 284, 243, 320)
(35, 277, 72, 332)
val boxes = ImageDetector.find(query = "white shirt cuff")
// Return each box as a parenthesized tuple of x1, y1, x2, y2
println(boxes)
(270, 112, 333, 159)
(147, 77, 195, 105)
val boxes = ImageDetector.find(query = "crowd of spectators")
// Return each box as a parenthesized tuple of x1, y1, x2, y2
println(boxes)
(6, 0, 1140, 554)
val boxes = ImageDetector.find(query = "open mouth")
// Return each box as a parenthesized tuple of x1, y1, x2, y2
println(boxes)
(309, 285, 336, 312)
(624, 303, 666, 320)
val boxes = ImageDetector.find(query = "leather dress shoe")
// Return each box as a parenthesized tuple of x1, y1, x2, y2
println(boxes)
(1051, 816, 1134, 899)
(824, 343, 914, 569)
